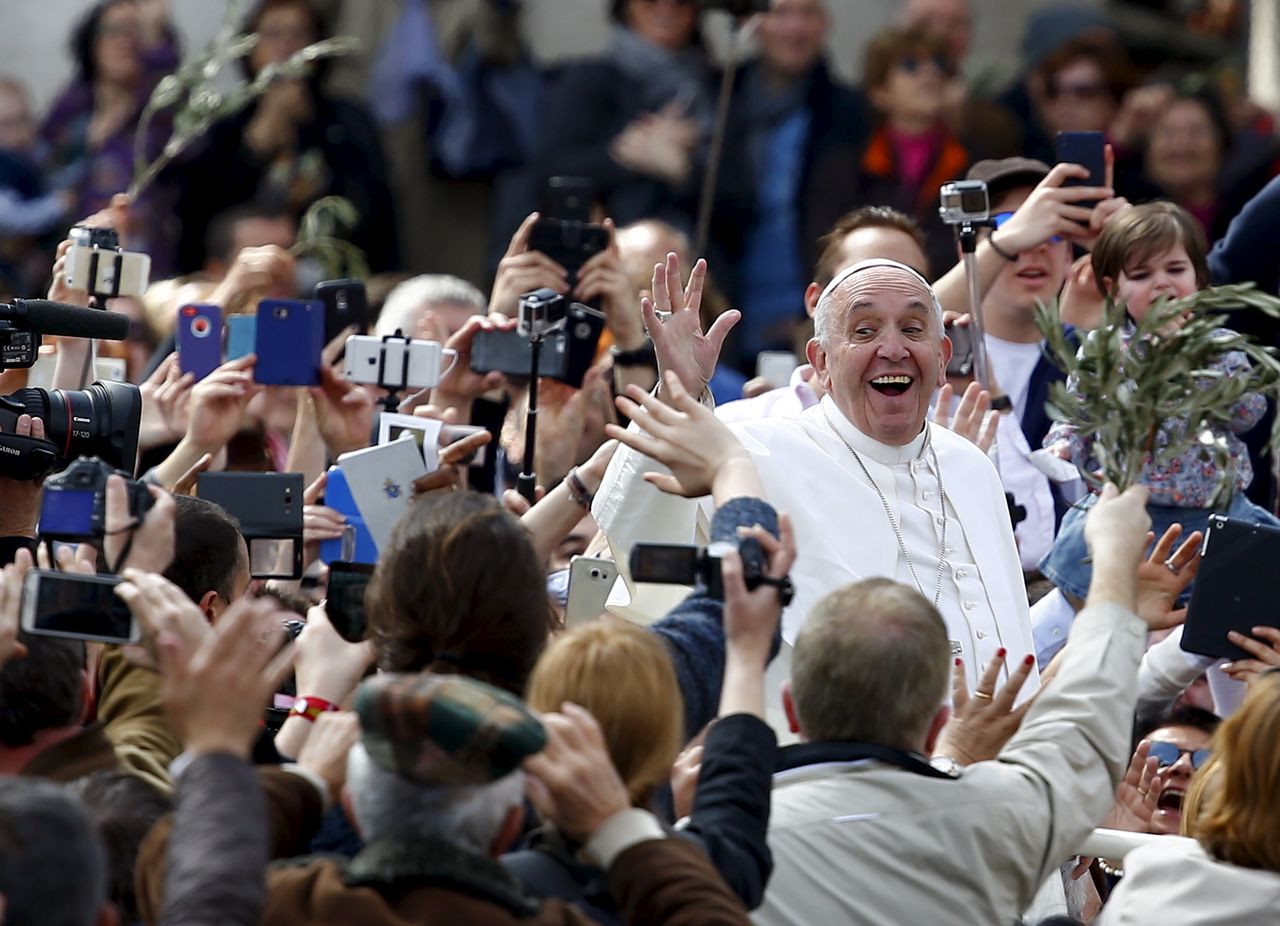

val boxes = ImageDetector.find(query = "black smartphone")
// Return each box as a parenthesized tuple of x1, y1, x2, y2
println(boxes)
(541, 176, 594, 224)
(1055, 131, 1106, 210)
(629, 544, 700, 585)
(946, 322, 975, 377)
(470, 304, 604, 389)
(528, 218, 609, 291)
(326, 561, 375, 643)
(20, 570, 138, 645)
(315, 279, 370, 345)
(197, 472, 305, 580)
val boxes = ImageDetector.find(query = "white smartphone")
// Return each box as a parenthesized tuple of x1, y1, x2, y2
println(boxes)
(565, 556, 619, 628)
(64, 246, 151, 297)
(20, 569, 139, 645)
(345, 335, 457, 392)
(756, 350, 798, 389)
(336, 438, 428, 552)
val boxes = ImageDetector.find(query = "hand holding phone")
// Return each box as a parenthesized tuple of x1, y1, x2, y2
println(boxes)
(21, 570, 139, 644)
(177, 304, 223, 382)
(1055, 131, 1106, 211)
(255, 299, 324, 386)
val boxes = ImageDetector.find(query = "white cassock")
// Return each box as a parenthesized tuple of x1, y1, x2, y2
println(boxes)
(594, 394, 1039, 735)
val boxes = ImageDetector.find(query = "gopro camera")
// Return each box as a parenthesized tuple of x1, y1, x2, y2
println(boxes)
(630, 538, 784, 602)
(39, 456, 155, 544)
(517, 288, 569, 339)
(938, 180, 990, 226)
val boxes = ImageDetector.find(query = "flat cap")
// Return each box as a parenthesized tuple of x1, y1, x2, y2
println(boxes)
(355, 672, 547, 786)
(966, 157, 1052, 196)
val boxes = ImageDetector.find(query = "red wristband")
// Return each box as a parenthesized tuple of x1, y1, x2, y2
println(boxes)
(290, 696, 340, 723)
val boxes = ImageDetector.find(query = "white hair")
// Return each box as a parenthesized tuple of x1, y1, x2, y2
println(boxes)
(813, 258, 943, 348)
(346, 743, 525, 854)
(375, 274, 487, 338)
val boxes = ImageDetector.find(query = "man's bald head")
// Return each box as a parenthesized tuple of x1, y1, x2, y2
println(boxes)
(791, 578, 951, 750)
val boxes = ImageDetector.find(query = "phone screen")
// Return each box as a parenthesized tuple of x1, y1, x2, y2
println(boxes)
(25, 571, 134, 643)
(327, 562, 375, 643)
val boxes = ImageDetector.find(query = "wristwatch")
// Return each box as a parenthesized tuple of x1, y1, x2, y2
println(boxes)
(609, 340, 656, 368)
(930, 755, 965, 776)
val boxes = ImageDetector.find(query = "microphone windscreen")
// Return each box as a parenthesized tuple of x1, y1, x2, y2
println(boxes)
(19, 300, 131, 340)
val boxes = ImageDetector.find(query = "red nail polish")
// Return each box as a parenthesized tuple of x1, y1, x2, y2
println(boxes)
(1024, 654, 1035, 666)
(996, 647, 1007, 658)
(954, 658, 961, 666)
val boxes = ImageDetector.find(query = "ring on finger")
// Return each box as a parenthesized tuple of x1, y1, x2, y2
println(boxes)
(1163, 558, 1179, 574)
(973, 691, 993, 701)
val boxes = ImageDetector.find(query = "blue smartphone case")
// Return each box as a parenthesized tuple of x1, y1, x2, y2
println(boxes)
(318, 466, 377, 565)
(255, 299, 323, 385)
(177, 303, 222, 381)
(225, 314, 257, 361)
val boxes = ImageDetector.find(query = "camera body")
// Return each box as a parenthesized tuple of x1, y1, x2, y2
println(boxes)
(938, 180, 990, 226)
(517, 288, 569, 340)
(39, 456, 154, 544)
(630, 539, 767, 600)
(64, 225, 151, 299)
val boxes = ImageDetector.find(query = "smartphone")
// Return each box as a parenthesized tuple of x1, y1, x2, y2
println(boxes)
(541, 176, 594, 224)
(629, 544, 700, 586)
(528, 218, 609, 290)
(756, 351, 798, 389)
(225, 314, 256, 361)
(197, 472, 305, 579)
(565, 556, 618, 628)
(326, 561, 375, 643)
(177, 303, 223, 381)
(255, 299, 324, 386)
(20, 570, 138, 645)
(945, 322, 975, 377)
(1056, 131, 1106, 210)
(315, 279, 369, 345)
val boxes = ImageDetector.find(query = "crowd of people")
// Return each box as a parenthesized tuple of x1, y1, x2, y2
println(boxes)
(0, 0, 1279, 923)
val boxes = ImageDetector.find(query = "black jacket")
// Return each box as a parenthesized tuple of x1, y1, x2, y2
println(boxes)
(503, 712, 777, 918)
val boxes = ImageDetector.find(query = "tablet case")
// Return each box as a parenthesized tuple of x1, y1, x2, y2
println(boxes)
(255, 299, 323, 385)
(318, 466, 378, 565)
(196, 472, 305, 579)
(1182, 514, 1280, 661)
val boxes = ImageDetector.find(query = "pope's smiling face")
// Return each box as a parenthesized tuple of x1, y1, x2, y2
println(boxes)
(808, 267, 951, 446)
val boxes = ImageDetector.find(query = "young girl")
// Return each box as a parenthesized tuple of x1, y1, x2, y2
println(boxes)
(1040, 201, 1279, 606)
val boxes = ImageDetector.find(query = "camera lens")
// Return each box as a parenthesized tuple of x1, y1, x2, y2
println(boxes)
(7, 381, 142, 474)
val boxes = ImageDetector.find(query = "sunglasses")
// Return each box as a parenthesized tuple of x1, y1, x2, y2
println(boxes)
(1148, 741, 1211, 770)
(897, 54, 954, 77)
(992, 211, 1062, 245)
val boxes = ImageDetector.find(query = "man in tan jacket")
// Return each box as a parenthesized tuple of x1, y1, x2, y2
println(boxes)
(755, 484, 1171, 926)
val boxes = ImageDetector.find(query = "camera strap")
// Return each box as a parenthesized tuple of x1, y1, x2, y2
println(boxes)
(103, 519, 142, 575)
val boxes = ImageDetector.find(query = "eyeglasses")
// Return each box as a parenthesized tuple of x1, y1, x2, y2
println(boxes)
(1148, 741, 1211, 770)
(991, 211, 1062, 244)
(1047, 81, 1110, 102)
(897, 54, 954, 78)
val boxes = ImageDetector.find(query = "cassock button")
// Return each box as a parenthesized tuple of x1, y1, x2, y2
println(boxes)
(922, 490, 933, 501)
(955, 568, 968, 579)
(976, 629, 987, 639)
(936, 515, 945, 526)
(963, 600, 977, 611)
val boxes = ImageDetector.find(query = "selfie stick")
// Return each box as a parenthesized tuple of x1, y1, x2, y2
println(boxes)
(374, 330, 413, 415)
(516, 334, 542, 504)
(693, 15, 760, 257)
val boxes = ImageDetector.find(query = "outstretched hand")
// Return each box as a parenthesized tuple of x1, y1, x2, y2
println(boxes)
(641, 253, 738, 399)
(932, 382, 997, 453)
(1135, 524, 1201, 631)
(606, 371, 751, 499)
(1072, 740, 1163, 879)
(933, 648, 1038, 765)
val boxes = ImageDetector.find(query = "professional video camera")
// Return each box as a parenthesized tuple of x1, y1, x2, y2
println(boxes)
(0, 380, 142, 481)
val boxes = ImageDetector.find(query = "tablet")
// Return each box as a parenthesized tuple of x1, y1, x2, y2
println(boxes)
(1182, 514, 1280, 661)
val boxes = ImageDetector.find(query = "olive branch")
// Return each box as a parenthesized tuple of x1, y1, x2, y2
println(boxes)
(128, 0, 357, 199)
(291, 195, 369, 281)
(1035, 285, 1280, 505)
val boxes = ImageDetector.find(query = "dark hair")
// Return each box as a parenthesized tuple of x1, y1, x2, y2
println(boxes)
(0, 777, 107, 926)
(0, 633, 85, 748)
(67, 772, 172, 925)
(1135, 704, 1222, 747)
(367, 490, 553, 695)
(863, 22, 953, 92)
(70, 0, 136, 85)
(609, 0, 704, 48)
(1090, 201, 1210, 295)
(814, 206, 929, 285)
(239, 0, 329, 80)
(164, 496, 246, 607)
(1036, 36, 1137, 106)
(203, 205, 294, 267)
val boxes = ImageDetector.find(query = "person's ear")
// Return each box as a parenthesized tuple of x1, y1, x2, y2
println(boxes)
(803, 282, 821, 318)
(782, 682, 803, 737)
(490, 803, 526, 858)
(924, 705, 952, 755)
(806, 338, 832, 393)
(937, 331, 953, 388)
(198, 590, 221, 624)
